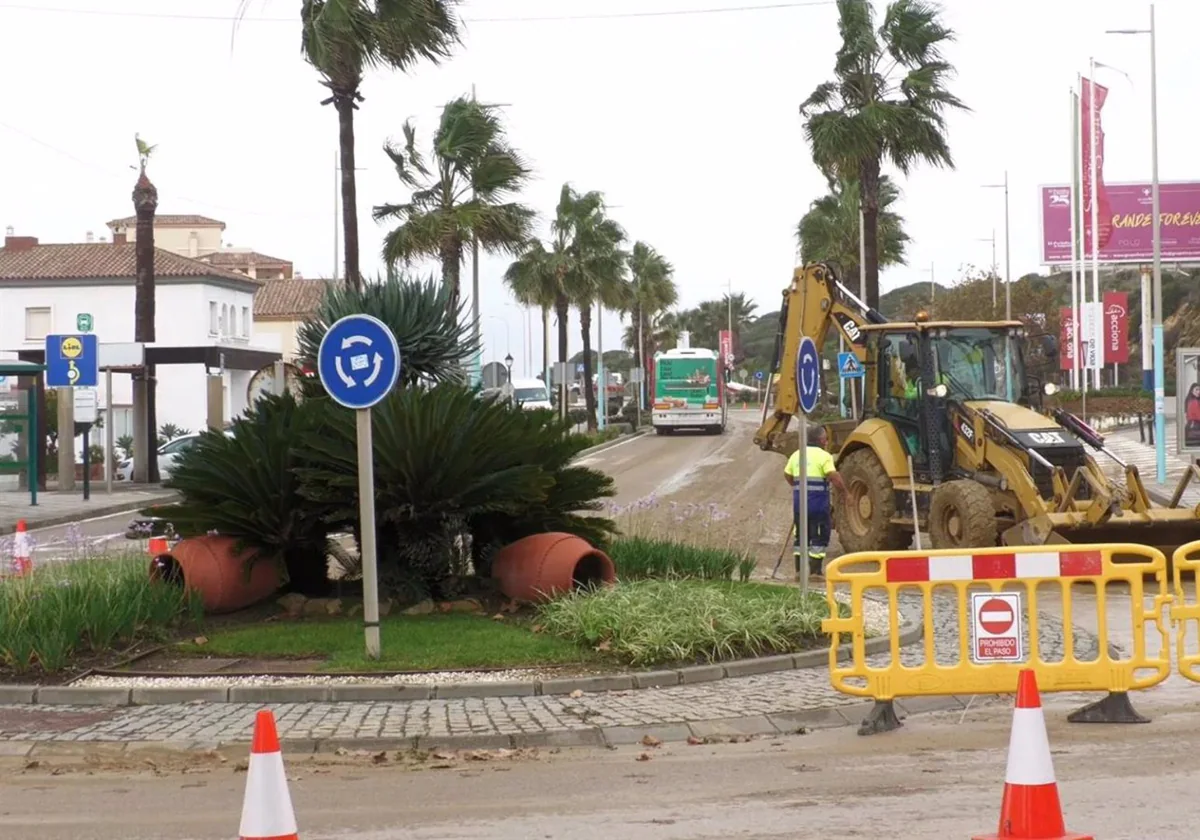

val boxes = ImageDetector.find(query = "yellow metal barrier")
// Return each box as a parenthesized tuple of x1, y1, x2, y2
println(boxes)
(1171, 540, 1200, 682)
(823, 544, 1171, 734)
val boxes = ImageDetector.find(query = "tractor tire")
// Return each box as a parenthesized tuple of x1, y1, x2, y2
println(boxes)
(833, 448, 907, 554)
(928, 480, 998, 550)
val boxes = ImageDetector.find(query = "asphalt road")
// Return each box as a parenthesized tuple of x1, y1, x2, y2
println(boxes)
(1, 697, 1195, 839)
(26, 410, 789, 565)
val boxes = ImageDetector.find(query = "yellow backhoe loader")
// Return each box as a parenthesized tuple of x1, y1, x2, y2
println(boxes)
(754, 263, 1200, 561)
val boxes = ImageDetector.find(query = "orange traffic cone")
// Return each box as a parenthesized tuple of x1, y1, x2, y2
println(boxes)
(972, 670, 1092, 840)
(238, 710, 299, 840)
(11, 519, 31, 576)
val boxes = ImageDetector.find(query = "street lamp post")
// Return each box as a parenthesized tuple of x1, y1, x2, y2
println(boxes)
(977, 231, 997, 308)
(1107, 4, 1164, 483)
(504, 353, 514, 402)
(982, 171, 1012, 319)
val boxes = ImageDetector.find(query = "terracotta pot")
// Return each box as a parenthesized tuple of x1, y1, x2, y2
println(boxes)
(149, 535, 283, 614)
(490, 532, 615, 603)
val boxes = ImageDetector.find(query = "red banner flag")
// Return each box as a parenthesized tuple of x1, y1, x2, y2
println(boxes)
(718, 329, 734, 371)
(1080, 77, 1113, 253)
(1102, 291, 1129, 364)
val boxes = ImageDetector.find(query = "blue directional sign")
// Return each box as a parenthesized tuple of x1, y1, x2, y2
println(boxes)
(317, 314, 401, 410)
(796, 336, 821, 415)
(45, 334, 99, 388)
(754, 370, 765, 381)
(837, 352, 864, 380)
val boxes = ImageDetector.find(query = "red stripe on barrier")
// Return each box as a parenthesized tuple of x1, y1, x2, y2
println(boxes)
(886, 556, 929, 582)
(972, 553, 1016, 580)
(1059, 550, 1103, 577)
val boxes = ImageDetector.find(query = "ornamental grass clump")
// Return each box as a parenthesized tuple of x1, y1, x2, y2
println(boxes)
(0, 554, 202, 674)
(535, 579, 832, 667)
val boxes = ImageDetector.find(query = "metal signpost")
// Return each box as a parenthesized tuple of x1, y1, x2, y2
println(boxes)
(73, 387, 98, 500)
(795, 336, 820, 593)
(317, 314, 401, 660)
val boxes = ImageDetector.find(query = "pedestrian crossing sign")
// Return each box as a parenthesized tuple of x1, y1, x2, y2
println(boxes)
(838, 352, 864, 379)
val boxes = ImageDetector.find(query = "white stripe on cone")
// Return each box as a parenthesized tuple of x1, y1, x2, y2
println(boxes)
(1004, 707, 1056, 786)
(239, 751, 299, 838)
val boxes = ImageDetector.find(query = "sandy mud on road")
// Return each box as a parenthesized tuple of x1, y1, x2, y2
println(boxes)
(2, 700, 1197, 839)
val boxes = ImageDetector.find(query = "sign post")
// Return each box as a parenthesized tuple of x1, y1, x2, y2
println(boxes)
(795, 336, 821, 593)
(317, 314, 401, 660)
(969, 591, 1024, 664)
(73, 388, 98, 501)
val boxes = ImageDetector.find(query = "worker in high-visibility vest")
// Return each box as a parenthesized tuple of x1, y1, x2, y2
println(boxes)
(784, 425, 846, 577)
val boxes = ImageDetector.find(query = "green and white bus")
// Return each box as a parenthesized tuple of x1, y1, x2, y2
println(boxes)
(651, 341, 727, 436)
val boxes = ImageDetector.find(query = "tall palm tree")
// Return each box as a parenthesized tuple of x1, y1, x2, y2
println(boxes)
(276, 0, 461, 292)
(625, 242, 677, 406)
(796, 175, 910, 291)
(503, 239, 566, 385)
(799, 0, 966, 310)
(373, 95, 535, 314)
(555, 187, 627, 431)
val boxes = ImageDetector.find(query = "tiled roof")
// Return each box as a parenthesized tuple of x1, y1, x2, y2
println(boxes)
(106, 214, 226, 228)
(0, 243, 259, 284)
(195, 250, 293, 269)
(254, 277, 333, 319)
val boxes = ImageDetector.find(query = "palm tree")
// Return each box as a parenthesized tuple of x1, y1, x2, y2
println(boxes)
(503, 239, 565, 386)
(555, 187, 627, 431)
(799, 0, 967, 310)
(277, 0, 461, 292)
(625, 242, 677, 406)
(796, 175, 910, 291)
(373, 95, 535, 314)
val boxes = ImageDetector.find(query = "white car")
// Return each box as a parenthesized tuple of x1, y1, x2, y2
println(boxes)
(509, 378, 553, 411)
(115, 431, 233, 482)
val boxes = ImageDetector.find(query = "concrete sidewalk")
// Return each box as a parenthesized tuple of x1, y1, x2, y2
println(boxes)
(0, 488, 177, 534)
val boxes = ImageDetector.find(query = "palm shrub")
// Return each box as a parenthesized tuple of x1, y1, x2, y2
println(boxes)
(295, 387, 615, 599)
(152, 393, 337, 596)
(296, 271, 477, 395)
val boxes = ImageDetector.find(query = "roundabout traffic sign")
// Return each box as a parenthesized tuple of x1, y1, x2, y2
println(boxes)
(317, 314, 401, 410)
(796, 336, 820, 415)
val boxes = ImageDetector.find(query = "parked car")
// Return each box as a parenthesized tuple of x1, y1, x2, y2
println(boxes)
(115, 430, 233, 482)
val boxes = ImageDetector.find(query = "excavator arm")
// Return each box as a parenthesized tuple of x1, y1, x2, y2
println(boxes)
(753, 263, 886, 455)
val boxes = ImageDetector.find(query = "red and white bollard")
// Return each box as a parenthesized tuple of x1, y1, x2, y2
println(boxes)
(11, 519, 32, 577)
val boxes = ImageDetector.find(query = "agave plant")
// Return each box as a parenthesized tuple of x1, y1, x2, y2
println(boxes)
(153, 393, 337, 596)
(296, 270, 478, 393)
(295, 385, 615, 597)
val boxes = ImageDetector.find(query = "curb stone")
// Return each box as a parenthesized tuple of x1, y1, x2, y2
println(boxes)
(0, 492, 180, 536)
(25, 615, 922, 706)
(572, 427, 652, 460)
(0, 697, 972, 766)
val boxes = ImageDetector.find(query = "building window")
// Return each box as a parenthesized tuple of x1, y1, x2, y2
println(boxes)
(24, 307, 51, 341)
(241, 306, 250, 337)
(221, 304, 229, 337)
(208, 301, 219, 335)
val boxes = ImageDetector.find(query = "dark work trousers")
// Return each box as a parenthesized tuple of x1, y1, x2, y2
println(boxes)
(793, 480, 831, 572)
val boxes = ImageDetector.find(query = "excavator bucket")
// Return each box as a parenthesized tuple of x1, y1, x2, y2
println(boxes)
(1003, 509, 1200, 566)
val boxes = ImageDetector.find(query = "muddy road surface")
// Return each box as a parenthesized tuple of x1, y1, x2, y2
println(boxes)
(2, 699, 1195, 839)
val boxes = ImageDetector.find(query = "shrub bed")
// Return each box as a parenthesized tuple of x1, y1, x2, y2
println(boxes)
(609, 535, 754, 581)
(535, 579, 834, 666)
(0, 555, 202, 674)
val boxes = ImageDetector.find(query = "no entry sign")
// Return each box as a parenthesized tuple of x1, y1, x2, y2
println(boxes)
(969, 591, 1024, 664)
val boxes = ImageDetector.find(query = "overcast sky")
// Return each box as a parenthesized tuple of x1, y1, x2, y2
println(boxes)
(0, 0, 1193, 376)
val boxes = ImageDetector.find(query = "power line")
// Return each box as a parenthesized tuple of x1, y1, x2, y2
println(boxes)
(0, 1, 833, 24)
(0, 119, 321, 222)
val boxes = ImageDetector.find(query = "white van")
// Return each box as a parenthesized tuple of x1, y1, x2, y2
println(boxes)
(509, 378, 553, 411)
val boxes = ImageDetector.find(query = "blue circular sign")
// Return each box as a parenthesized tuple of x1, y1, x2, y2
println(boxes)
(796, 336, 820, 415)
(317, 314, 402, 410)
(754, 370, 764, 381)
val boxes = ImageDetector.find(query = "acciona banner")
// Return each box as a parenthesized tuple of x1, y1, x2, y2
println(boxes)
(1059, 291, 1128, 371)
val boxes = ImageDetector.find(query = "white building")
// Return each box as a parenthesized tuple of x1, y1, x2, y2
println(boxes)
(0, 229, 282, 440)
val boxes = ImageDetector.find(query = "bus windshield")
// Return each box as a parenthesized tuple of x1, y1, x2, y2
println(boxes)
(931, 328, 1024, 402)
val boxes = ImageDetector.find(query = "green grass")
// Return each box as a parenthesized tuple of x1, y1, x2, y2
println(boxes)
(0, 554, 202, 674)
(535, 579, 836, 667)
(180, 613, 595, 672)
(610, 536, 755, 581)
(576, 427, 623, 449)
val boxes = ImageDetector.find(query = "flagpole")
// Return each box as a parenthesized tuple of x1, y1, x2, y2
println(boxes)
(1075, 85, 1084, 393)
(1088, 59, 1102, 392)
(1076, 73, 1088, 401)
